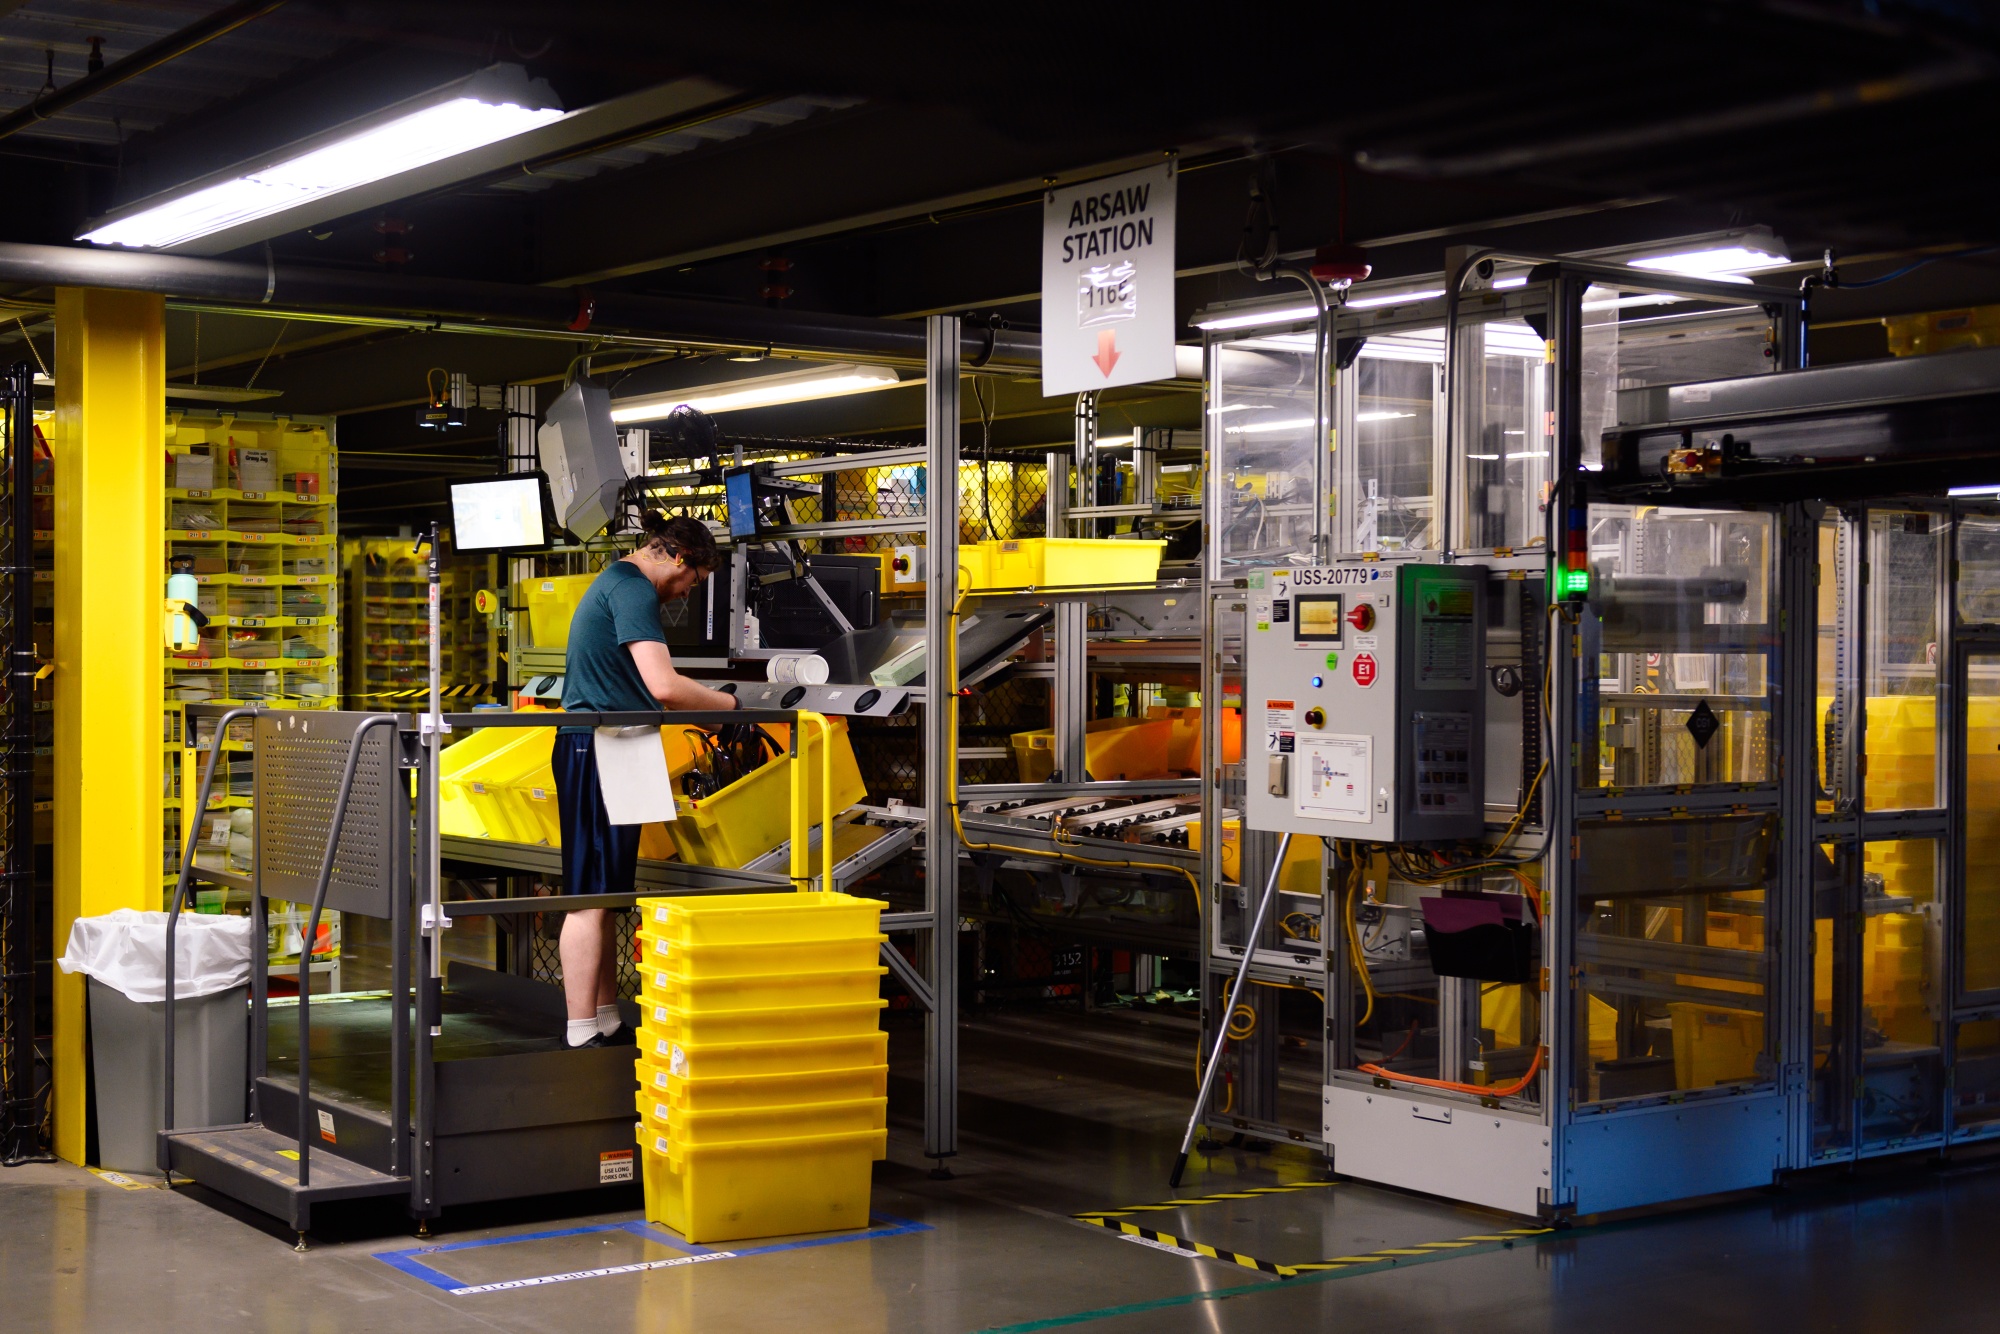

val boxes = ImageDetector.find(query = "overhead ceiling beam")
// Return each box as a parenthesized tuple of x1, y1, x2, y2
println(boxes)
(0, 239, 1043, 368)
(0, 0, 291, 144)
(537, 103, 1226, 286)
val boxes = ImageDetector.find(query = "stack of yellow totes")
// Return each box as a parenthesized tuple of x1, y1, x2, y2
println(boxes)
(631, 891, 890, 1242)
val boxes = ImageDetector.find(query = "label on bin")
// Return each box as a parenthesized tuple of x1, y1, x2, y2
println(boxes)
(669, 1044, 688, 1077)
(598, 1149, 634, 1184)
(317, 1109, 336, 1144)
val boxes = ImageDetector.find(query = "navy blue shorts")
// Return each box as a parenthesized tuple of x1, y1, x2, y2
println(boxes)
(551, 731, 641, 897)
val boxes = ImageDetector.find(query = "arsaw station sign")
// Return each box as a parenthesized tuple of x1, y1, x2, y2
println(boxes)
(1040, 161, 1177, 396)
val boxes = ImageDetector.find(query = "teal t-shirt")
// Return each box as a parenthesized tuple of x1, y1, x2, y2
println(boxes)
(559, 562, 665, 730)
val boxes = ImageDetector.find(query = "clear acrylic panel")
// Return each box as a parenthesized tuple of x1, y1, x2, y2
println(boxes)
(1582, 283, 1780, 470)
(1957, 512, 2000, 625)
(1586, 505, 1774, 789)
(1453, 316, 1550, 550)
(1858, 838, 1943, 1147)
(1952, 1019, 2000, 1134)
(1573, 814, 1774, 1105)
(1964, 651, 2000, 995)
(1345, 331, 1441, 553)
(1209, 332, 1330, 574)
(1865, 510, 1942, 811)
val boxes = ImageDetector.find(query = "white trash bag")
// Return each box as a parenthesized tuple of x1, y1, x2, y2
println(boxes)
(57, 908, 254, 1003)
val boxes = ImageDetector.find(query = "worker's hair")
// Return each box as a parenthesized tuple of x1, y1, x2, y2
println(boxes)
(637, 510, 719, 571)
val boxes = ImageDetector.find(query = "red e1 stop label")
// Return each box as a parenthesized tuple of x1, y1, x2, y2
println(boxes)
(1351, 652, 1378, 687)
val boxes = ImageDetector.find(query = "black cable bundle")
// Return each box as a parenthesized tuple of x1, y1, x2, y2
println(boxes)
(678, 723, 783, 800)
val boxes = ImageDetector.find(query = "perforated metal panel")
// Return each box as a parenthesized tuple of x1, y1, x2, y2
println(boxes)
(255, 711, 405, 919)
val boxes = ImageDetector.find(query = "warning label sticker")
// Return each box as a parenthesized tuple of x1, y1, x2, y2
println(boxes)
(317, 1109, 337, 1144)
(1263, 700, 1295, 753)
(599, 1149, 635, 1184)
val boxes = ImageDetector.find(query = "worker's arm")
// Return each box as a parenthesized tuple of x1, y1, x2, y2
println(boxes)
(628, 640, 739, 711)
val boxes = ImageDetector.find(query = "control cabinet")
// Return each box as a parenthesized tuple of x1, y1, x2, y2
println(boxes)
(1243, 561, 1485, 842)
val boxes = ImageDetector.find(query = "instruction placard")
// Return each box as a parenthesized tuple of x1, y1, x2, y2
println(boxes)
(1041, 163, 1177, 396)
(1296, 734, 1371, 822)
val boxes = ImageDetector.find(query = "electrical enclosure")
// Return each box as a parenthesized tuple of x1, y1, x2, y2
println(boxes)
(1243, 560, 1485, 842)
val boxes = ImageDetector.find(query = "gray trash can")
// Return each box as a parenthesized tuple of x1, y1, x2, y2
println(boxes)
(59, 908, 255, 1174)
(86, 978, 247, 1173)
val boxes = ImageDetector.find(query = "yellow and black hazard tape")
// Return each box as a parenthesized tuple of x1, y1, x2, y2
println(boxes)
(1076, 1216, 1295, 1276)
(1073, 1183, 1552, 1280)
(343, 685, 497, 701)
(1074, 1180, 1338, 1219)
(1285, 1227, 1554, 1273)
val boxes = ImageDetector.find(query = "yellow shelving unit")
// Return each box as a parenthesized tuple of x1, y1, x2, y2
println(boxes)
(161, 413, 342, 990)
(342, 536, 496, 707)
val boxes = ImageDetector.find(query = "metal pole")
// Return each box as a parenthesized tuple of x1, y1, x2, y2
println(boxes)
(923, 314, 960, 1172)
(1273, 268, 1332, 562)
(1, 361, 36, 1162)
(421, 523, 444, 1036)
(1171, 831, 1292, 1188)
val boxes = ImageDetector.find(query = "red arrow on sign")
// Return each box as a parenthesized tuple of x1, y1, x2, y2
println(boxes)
(1092, 328, 1121, 377)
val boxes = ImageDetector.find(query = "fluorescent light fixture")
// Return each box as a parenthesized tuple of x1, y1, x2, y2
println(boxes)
(1949, 484, 2000, 497)
(1355, 411, 1415, 422)
(1194, 303, 1319, 332)
(609, 363, 901, 423)
(1506, 451, 1551, 460)
(1466, 453, 1500, 460)
(1621, 228, 1790, 282)
(1491, 276, 1528, 289)
(1223, 417, 1315, 436)
(79, 65, 565, 252)
(1346, 288, 1446, 310)
(1092, 434, 1136, 448)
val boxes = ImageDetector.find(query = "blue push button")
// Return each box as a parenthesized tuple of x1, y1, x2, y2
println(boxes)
(1310, 675, 1324, 688)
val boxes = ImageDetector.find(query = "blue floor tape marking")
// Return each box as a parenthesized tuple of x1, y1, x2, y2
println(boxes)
(374, 1214, 931, 1296)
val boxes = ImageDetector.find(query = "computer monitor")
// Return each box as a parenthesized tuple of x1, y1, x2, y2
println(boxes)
(449, 473, 552, 553)
(751, 552, 880, 649)
(724, 468, 759, 539)
(538, 380, 624, 539)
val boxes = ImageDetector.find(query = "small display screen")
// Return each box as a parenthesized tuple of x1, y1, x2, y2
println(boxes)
(724, 469, 759, 539)
(450, 475, 549, 552)
(1293, 593, 1345, 643)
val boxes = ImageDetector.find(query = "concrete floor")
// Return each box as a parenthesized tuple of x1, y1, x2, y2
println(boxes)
(7, 1012, 2000, 1333)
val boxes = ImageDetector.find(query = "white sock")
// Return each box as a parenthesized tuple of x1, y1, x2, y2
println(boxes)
(596, 1004, 622, 1037)
(566, 1018, 598, 1048)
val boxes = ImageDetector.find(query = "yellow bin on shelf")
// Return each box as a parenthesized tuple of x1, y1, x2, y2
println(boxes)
(639, 1124, 885, 1243)
(521, 573, 596, 650)
(1010, 716, 1175, 782)
(454, 728, 555, 844)
(666, 722, 867, 869)
(981, 537, 1164, 588)
(1668, 1002, 1765, 1088)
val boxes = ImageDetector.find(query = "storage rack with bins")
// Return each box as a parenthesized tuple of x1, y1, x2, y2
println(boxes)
(161, 412, 342, 990)
(341, 537, 498, 708)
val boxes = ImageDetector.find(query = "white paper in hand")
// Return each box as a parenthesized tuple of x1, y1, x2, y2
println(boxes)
(593, 726, 678, 824)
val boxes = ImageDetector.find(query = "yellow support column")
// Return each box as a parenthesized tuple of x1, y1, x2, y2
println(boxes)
(51, 287, 164, 1164)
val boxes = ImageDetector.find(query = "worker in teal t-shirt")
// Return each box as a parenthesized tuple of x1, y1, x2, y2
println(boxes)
(554, 511, 737, 1048)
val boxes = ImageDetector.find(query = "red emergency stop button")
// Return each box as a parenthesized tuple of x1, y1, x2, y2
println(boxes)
(1347, 603, 1375, 632)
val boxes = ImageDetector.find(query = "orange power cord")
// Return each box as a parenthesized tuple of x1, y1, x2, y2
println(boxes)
(1357, 1044, 1546, 1100)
